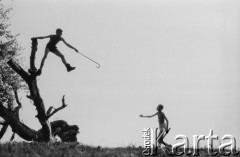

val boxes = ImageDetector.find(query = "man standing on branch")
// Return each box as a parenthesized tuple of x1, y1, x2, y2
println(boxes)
(31, 28, 78, 75)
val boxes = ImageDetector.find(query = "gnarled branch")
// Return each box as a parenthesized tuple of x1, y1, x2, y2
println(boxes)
(29, 38, 38, 71)
(47, 95, 67, 120)
(0, 101, 9, 140)
(0, 102, 40, 141)
(7, 59, 30, 83)
(6, 38, 52, 142)
(9, 89, 22, 141)
(0, 123, 9, 139)
(10, 133, 15, 141)
(13, 89, 22, 116)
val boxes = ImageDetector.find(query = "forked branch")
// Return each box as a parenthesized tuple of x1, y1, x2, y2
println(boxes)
(46, 95, 67, 119)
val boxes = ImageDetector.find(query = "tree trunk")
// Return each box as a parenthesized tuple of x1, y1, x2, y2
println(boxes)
(6, 39, 53, 142)
(0, 103, 40, 141)
(1, 38, 79, 142)
(0, 102, 79, 142)
(0, 124, 8, 139)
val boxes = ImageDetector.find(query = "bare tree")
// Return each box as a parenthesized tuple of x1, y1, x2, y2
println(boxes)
(0, 3, 79, 142)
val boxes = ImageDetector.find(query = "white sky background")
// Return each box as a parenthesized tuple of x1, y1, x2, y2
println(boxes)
(2, 0, 240, 147)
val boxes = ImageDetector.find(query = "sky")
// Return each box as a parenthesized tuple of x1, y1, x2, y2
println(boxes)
(1, 0, 240, 148)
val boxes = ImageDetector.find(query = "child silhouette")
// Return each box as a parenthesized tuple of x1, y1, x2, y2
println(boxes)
(140, 104, 171, 147)
(31, 28, 78, 75)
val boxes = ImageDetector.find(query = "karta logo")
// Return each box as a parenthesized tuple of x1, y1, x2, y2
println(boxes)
(142, 129, 239, 156)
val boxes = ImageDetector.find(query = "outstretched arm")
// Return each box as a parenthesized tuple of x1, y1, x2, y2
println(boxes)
(61, 38, 78, 52)
(32, 35, 51, 40)
(140, 112, 158, 118)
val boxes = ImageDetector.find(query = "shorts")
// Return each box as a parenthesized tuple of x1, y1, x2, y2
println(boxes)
(46, 44, 58, 52)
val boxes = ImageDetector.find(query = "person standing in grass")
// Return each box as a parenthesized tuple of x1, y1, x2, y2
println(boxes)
(140, 104, 171, 147)
(31, 28, 78, 75)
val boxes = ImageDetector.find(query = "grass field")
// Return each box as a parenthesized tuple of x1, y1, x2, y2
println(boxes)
(0, 142, 239, 157)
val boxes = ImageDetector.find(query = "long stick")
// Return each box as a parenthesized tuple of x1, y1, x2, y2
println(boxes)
(78, 51, 101, 68)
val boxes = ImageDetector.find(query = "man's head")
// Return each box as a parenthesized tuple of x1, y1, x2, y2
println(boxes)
(56, 28, 63, 36)
(157, 104, 164, 111)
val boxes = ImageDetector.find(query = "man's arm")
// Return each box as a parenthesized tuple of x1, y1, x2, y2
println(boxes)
(61, 38, 78, 52)
(32, 35, 51, 40)
(140, 112, 158, 118)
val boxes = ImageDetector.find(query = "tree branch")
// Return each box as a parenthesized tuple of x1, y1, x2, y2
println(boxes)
(10, 133, 15, 141)
(13, 89, 22, 117)
(0, 121, 6, 125)
(47, 95, 67, 120)
(0, 101, 40, 141)
(8, 89, 22, 141)
(14, 89, 22, 107)
(0, 89, 22, 140)
(29, 38, 38, 71)
(7, 59, 30, 83)
(0, 123, 9, 139)
(0, 101, 9, 140)
(1, 34, 56, 142)
(26, 38, 52, 141)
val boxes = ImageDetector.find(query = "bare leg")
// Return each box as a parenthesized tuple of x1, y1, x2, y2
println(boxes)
(39, 47, 50, 71)
(157, 128, 171, 147)
(157, 129, 165, 141)
(158, 130, 171, 148)
(51, 49, 67, 65)
(157, 129, 164, 146)
(52, 50, 75, 72)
